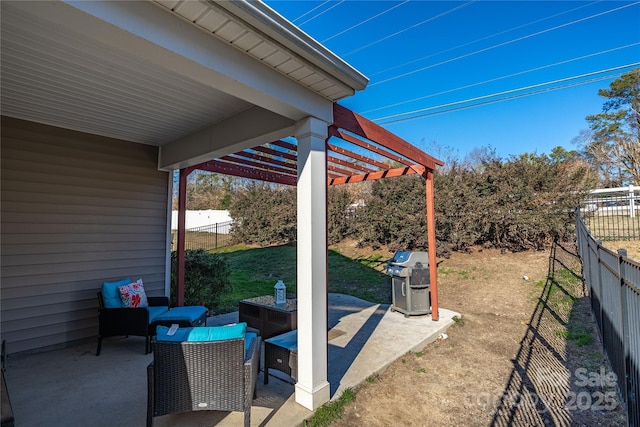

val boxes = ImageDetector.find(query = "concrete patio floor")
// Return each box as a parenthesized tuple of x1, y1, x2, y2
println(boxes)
(3, 293, 459, 426)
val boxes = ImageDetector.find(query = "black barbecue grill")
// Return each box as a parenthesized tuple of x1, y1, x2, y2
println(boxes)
(386, 251, 431, 317)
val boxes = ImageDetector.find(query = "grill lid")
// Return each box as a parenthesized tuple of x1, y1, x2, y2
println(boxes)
(386, 251, 430, 277)
(388, 251, 429, 267)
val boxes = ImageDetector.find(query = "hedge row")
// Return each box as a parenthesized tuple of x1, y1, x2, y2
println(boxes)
(226, 153, 595, 256)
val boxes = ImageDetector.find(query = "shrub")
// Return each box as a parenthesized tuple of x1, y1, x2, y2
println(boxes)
(355, 175, 430, 252)
(328, 186, 355, 244)
(170, 249, 231, 309)
(228, 183, 297, 246)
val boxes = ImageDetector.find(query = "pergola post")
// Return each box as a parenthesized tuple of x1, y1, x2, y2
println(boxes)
(176, 167, 195, 307)
(424, 169, 439, 320)
(295, 116, 330, 410)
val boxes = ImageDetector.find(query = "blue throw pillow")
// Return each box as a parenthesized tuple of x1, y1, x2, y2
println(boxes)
(156, 323, 247, 342)
(101, 278, 132, 308)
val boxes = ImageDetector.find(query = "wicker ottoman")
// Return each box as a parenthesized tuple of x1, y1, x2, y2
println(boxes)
(264, 330, 297, 384)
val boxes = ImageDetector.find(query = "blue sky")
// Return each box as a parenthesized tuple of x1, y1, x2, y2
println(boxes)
(264, 1, 640, 161)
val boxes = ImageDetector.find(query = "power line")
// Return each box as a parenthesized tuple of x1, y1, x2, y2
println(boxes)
(291, 1, 330, 24)
(370, 0, 603, 78)
(363, 42, 640, 115)
(342, 0, 478, 57)
(373, 63, 640, 123)
(297, 1, 345, 27)
(370, 1, 640, 87)
(376, 73, 622, 125)
(322, 0, 410, 43)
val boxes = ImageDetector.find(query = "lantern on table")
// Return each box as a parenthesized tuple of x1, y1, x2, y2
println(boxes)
(274, 280, 286, 305)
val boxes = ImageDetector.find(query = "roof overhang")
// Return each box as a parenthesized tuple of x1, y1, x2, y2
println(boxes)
(163, 0, 369, 96)
(0, 0, 368, 168)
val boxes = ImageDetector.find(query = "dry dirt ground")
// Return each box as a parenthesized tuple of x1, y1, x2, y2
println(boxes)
(329, 242, 628, 427)
(606, 239, 640, 262)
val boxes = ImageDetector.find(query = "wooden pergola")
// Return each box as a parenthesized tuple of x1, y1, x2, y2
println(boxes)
(175, 103, 444, 319)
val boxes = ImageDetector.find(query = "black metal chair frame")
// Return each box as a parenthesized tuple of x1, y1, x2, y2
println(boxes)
(96, 292, 170, 355)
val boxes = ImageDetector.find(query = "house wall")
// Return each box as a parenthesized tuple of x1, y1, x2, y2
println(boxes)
(1, 117, 170, 354)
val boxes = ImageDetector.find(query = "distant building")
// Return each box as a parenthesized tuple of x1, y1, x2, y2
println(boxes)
(171, 210, 232, 231)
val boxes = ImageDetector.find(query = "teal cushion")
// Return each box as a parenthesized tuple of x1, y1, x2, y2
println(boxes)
(265, 330, 297, 352)
(156, 323, 247, 342)
(101, 278, 132, 308)
(147, 306, 169, 323)
(154, 306, 207, 323)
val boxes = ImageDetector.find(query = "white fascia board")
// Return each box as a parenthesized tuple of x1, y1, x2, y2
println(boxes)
(158, 106, 296, 171)
(42, 0, 333, 122)
(217, 0, 369, 92)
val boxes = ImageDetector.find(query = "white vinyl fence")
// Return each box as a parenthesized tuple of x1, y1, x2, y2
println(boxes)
(581, 186, 640, 240)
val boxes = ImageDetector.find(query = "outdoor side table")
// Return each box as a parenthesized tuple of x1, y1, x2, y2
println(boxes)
(238, 295, 297, 339)
(264, 330, 298, 384)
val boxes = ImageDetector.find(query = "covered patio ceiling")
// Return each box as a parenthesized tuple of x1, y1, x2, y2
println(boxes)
(187, 103, 443, 186)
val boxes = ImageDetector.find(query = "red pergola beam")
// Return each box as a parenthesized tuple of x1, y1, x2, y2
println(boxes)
(198, 159, 296, 186)
(333, 103, 443, 170)
(328, 163, 362, 177)
(234, 150, 297, 172)
(329, 127, 414, 168)
(327, 142, 391, 170)
(252, 145, 298, 162)
(327, 154, 378, 174)
(270, 139, 297, 151)
(328, 165, 424, 185)
(221, 154, 296, 176)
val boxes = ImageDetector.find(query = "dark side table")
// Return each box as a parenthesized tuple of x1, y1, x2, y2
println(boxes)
(264, 330, 298, 384)
(238, 295, 297, 339)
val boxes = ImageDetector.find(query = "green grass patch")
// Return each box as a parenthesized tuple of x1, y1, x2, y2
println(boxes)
(556, 329, 593, 346)
(354, 253, 386, 269)
(365, 374, 379, 384)
(438, 267, 473, 280)
(211, 244, 390, 313)
(303, 388, 355, 427)
(452, 315, 464, 326)
(212, 244, 297, 313)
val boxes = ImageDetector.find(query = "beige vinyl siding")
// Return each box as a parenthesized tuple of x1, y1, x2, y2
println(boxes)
(1, 117, 170, 354)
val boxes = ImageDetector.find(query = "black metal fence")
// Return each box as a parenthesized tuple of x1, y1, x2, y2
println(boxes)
(581, 186, 640, 240)
(171, 221, 234, 251)
(577, 212, 640, 426)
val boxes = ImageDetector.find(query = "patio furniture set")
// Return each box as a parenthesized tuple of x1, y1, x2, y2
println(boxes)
(96, 279, 299, 426)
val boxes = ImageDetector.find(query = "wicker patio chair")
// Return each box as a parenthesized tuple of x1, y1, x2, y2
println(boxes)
(146, 334, 261, 427)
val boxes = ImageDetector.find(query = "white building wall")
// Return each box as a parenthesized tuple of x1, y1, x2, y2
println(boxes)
(170, 210, 232, 231)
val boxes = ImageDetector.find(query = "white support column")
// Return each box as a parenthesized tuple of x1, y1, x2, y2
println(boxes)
(295, 116, 330, 410)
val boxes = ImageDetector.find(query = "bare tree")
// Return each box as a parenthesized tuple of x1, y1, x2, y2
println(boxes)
(582, 68, 640, 185)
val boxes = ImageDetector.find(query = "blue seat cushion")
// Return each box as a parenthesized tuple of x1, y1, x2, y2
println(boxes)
(101, 278, 132, 308)
(157, 322, 247, 342)
(265, 330, 297, 352)
(153, 306, 207, 323)
(147, 306, 170, 323)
